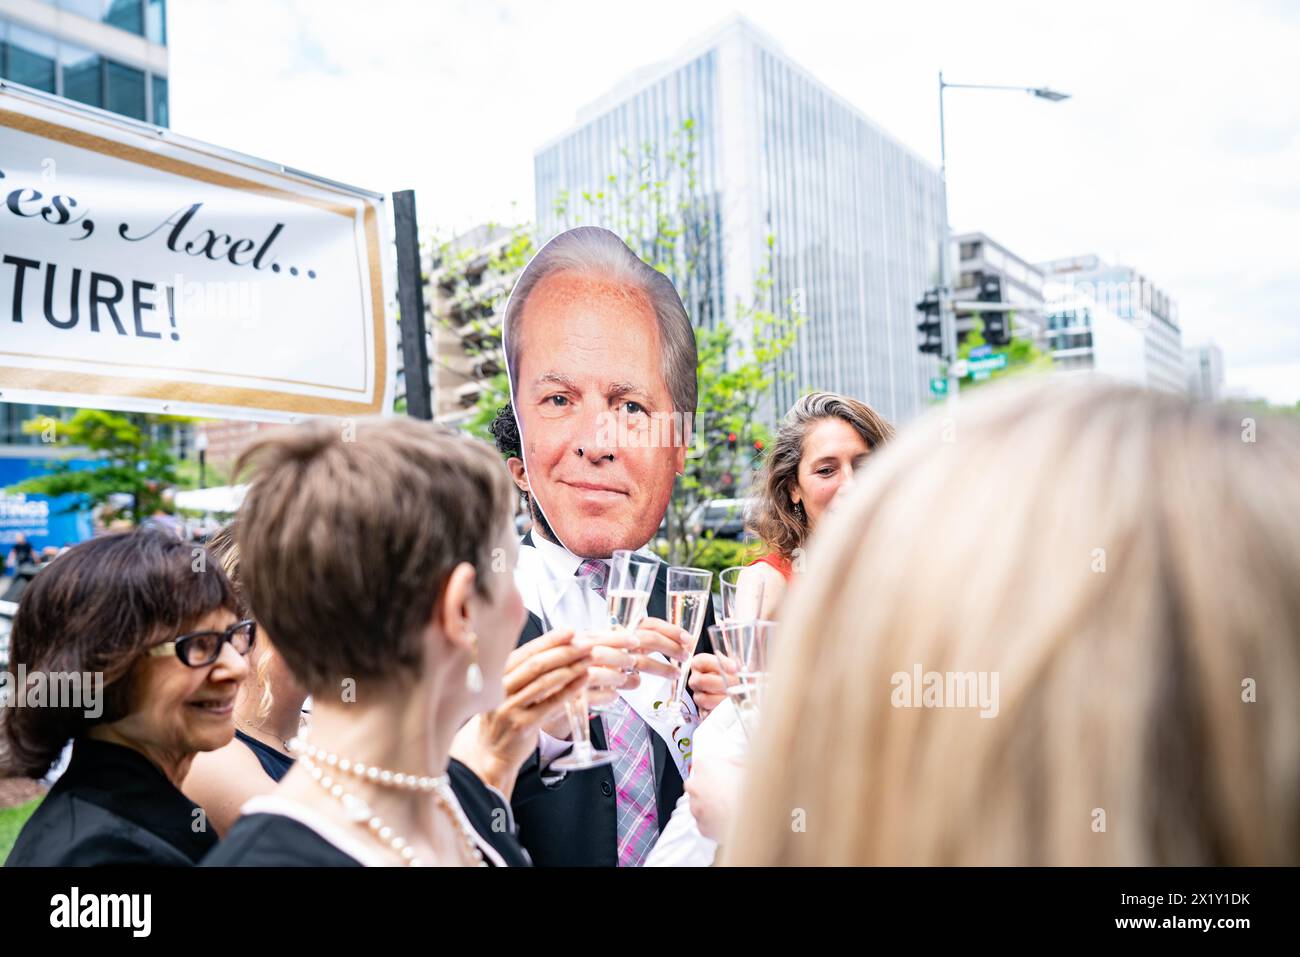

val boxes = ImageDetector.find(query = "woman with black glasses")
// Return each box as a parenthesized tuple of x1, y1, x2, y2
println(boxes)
(2, 529, 252, 867)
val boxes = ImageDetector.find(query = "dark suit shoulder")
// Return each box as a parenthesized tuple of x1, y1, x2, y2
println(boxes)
(201, 814, 361, 867)
(517, 610, 544, 648)
(6, 793, 196, 867)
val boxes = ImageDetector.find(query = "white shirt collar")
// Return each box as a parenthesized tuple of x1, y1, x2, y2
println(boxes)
(528, 531, 587, 581)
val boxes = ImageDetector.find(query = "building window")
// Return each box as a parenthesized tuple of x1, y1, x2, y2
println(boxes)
(960, 240, 982, 261)
(60, 1, 145, 37)
(2, 22, 58, 93)
(146, 0, 166, 45)
(106, 60, 145, 119)
(105, 0, 144, 35)
(152, 73, 168, 127)
(60, 42, 102, 109)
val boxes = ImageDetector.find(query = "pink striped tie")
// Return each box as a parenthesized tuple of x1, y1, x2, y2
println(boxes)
(605, 695, 659, 867)
(576, 560, 658, 866)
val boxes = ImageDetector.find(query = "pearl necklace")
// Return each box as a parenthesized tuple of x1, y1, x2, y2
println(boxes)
(288, 737, 485, 867)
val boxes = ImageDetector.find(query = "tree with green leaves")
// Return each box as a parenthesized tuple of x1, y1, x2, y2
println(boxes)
(7, 409, 185, 524)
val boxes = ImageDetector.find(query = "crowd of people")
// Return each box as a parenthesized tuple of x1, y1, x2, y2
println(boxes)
(2, 226, 1298, 867)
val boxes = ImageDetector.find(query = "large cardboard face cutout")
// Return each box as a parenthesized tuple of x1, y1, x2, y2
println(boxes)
(502, 227, 694, 559)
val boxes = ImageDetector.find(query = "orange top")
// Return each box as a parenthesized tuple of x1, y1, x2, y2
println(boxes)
(749, 552, 794, 582)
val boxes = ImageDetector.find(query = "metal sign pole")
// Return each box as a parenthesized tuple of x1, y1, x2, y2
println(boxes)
(393, 190, 433, 420)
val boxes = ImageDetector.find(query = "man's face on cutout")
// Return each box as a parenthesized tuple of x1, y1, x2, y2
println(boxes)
(512, 269, 686, 558)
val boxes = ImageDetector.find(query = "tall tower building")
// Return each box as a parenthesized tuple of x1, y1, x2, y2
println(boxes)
(533, 15, 946, 425)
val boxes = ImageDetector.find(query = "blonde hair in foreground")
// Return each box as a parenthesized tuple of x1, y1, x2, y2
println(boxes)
(724, 378, 1300, 866)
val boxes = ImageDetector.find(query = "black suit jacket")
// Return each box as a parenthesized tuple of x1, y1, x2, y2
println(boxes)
(510, 537, 714, 867)
(5, 738, 217, 867)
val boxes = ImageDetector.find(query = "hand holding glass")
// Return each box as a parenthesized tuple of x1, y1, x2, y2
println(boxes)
(537, 575, 614, 771)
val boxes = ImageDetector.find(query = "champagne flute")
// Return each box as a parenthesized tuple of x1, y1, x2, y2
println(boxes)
(658, 566, 712, 720)
(537, 575, 615, 771)
(718, 565, 766, 622)
(716, 619, 778, 682)
(705, 622, 743, 695)
(589, 549, 660, 715)
(605, 550, 659, 629)
(713, 620, 778, 737)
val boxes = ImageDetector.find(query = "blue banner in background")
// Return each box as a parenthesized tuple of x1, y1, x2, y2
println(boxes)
(0, 457, 96, 551)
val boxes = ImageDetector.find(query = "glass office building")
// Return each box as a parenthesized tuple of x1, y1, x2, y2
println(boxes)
(0, 0, 169, 447)
(0, 1, 167, 126)
(534, 16, 946, 425)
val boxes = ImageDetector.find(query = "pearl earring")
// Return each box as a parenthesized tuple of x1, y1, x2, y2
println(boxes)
(465, 631, 484, 693)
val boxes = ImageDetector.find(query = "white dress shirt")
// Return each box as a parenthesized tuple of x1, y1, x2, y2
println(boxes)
(515, 534, 603, 766)
(645, 696, 749, 867)
(514, 533, 692, 773)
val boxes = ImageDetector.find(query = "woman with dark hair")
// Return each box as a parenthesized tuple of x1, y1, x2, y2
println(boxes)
(2, 529, 251, 866)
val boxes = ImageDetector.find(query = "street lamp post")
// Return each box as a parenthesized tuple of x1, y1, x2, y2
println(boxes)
(936, 72, 1070, 400)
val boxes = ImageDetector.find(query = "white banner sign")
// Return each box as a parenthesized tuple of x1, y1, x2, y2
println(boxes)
(0, 86, 393, 421)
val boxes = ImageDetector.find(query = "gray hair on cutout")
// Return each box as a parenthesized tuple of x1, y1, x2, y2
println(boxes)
(503, 226, 698, 417)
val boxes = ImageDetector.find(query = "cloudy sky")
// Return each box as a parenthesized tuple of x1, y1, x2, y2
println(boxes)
(170, 0, 1299, 404)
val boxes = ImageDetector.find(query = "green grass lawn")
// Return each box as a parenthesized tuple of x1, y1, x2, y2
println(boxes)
(0, 798, 41, 865)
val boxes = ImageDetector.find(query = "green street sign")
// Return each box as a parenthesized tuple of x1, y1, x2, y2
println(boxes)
(967, 353, 1008, 374)
(930, 377, 948, 396)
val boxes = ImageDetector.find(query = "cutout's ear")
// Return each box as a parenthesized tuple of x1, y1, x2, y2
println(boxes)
(506, 456, 529, 495)
(436, 562, 478, 653)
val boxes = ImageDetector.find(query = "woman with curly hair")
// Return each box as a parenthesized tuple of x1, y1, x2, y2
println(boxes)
(688, 391, 893, 712)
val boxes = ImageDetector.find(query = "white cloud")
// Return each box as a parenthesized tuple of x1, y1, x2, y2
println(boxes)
(169, 0, 1300, 404)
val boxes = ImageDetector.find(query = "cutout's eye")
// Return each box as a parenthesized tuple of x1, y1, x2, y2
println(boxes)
(545, 395, 569, 408)
(622, 401, 646, 416)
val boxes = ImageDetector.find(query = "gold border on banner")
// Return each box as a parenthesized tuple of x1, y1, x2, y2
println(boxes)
(0, 105, 388, 417)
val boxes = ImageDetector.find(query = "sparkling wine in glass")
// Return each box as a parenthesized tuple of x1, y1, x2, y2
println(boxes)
(659, 566, 712, 720)
(589, 550, 659, 715)
(713, 619, 778, 738)
(728, 673, 768, 739)
(606, 587, 652, 631)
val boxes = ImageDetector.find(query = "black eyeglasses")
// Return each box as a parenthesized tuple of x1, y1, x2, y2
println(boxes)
(147, 619, 257, 668)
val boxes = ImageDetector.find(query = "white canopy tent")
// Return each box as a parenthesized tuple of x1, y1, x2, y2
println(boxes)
(172, 484, 249, 515)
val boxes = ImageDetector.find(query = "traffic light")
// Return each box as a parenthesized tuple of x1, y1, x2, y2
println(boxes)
(978, 274, 1010, 346)
(915, 287, 943, 356)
